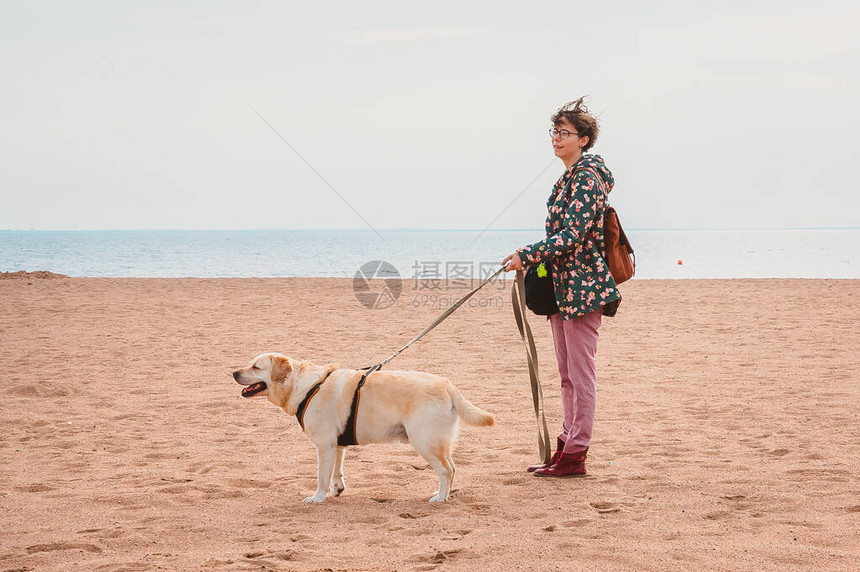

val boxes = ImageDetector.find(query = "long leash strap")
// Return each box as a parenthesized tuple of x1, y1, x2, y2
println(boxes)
(343, 268, 505, 445)
(366, 266, 507, 371)
(511, 269, 553, 465)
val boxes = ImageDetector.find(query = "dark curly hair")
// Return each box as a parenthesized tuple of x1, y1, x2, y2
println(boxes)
(551, 97, 599, 153)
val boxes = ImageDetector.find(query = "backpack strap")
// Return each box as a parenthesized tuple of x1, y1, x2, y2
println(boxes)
(574, 166, 609, 205)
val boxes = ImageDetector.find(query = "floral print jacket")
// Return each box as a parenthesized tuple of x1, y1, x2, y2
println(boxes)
(517, 154, 621, 319)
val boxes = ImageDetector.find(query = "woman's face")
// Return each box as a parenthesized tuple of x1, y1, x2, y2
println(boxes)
(551, 117, 588, 163)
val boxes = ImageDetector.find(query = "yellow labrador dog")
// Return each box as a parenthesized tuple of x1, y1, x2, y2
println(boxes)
(233, 353, 494, 503)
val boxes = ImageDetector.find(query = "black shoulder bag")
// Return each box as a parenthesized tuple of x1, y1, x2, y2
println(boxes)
(524, 262, 559, 316)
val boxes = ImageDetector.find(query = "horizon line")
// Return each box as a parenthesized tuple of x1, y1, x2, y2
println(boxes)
(1, 227, 859, 233)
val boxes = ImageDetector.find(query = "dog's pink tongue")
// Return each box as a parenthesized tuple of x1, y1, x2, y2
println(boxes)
(241, 382, 266, 397)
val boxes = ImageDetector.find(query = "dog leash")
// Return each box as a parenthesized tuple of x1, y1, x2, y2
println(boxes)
(352, 264, 551, 464)
(320, 266, 507, 447)
(510, 270, 554, 465)
(361, 265, 507, 372)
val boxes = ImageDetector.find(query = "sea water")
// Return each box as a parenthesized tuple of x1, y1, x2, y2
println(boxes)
(1, 229, 858, 279)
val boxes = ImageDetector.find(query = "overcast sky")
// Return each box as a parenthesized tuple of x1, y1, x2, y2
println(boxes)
(1, 0, 858, 231)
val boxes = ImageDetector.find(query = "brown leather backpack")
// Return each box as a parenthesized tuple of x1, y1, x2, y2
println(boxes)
(604, 206, 635, 284)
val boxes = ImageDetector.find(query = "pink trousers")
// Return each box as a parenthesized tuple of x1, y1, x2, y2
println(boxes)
(549, 309, 602, 454)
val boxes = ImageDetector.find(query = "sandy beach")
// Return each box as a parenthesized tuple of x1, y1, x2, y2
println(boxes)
(1, 275, 858, 571)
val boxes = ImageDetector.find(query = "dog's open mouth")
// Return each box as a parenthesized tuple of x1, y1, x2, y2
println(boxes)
(241, 382, 267, 397)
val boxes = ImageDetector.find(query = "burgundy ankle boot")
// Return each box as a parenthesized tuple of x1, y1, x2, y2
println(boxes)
(533, 448, 588, 478)
(526, 438, 565, 473)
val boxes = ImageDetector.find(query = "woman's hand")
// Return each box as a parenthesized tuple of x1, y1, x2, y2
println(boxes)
(502, 252, 524, 272)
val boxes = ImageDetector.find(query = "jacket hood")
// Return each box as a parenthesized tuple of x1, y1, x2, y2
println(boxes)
(574, 154, 614, 194)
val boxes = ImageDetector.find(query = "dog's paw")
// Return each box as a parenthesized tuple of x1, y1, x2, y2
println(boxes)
(303, 492, 327, 503)
(332, 474, 346, 497)
(428, 493, 448, 503)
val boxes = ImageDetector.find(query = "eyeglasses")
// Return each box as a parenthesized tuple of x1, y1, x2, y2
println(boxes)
(549, 128, 578, 140)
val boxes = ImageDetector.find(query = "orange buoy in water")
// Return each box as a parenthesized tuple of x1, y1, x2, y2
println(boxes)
(677, 259, 683, 265)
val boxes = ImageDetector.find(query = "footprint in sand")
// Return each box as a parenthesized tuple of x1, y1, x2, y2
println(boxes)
(467, 502, 491, 515)
(77, 527, 123, 539)
(590, 501, 621, 514)
(155, 485, 189, 494)
(225, 478, 270, 489)
(243, 549, 297, 562)
(159, 476, 193, 484)
(26, 542, 102, 554)
(355, 515, 388, 525)
(413, 548, 463, 570)
(143, 452, 176, 460)
(186, 462, 216, 474)
(14, 483, 55, 493)
(92, 562, 150, 571)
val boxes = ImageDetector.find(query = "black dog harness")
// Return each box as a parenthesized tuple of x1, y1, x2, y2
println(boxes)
(295, 369, 333, 430)
(295, 365, 379, 446)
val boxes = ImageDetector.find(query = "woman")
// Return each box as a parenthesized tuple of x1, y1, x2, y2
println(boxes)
(502, 98, 620, 478)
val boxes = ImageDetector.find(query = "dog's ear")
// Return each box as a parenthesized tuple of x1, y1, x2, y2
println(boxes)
(270, 355, 292, 383)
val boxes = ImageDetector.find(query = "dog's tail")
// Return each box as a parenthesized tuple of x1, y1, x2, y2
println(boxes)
(447, 384, 495, 427)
